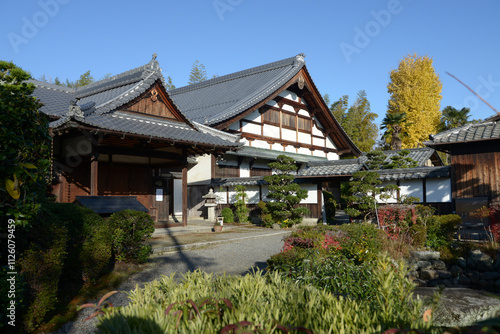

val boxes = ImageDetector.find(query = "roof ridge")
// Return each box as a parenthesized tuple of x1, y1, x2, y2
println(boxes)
(75, 58, 161, 99)
(169, 54, 303, 96)
(28, 79, 75, 93)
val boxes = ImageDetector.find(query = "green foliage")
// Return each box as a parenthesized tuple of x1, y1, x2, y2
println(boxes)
(81, 221, 113, 283)
(188, 60, 207, 84)
(220, 207, 234, 224)
(233, 185, 249, 223)
(264, 155, 309, 227)
(381, 112, 411, 150)
(0, 60, 51, 226)
(329, 90, 378, 152)
(425, 214, 462, 250)
(439, 106, 473, 132)
(322, 190, 337, 224)
(365, 150, 389, 170)
(19, 213, 68, 332)
(386, 150, 419, 169)
(96, 264, 438, 333)
(256, 201, 273, 227)
(338, 223, 384, 263)
(108, 210, 155, 263)
(64, 70, 94, 87)
(342, 171, 398, 222)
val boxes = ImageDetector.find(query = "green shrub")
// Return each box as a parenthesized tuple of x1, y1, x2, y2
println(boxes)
(410, 223, 427, 248)
(108, 210, 155, 263)
(96, 256, 438, 333)
(323, 190, 337, 224)
(425, 214, 461, 250)
(19, 216, 68, 332)
(220, 207, 234, 224)
(257, 201, 273, 227)
(81, 222, 113, 283)
(234, 185, 249, 223)
(339, 223, 383, 263)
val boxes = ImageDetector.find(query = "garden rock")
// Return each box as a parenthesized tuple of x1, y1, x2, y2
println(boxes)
(467, 249, 494, 272)
(416, 260, 432, 270)
(467, 271, 481, 283)
(450, 265, 463, 278)
(420, 269, 439, 280)
(482, 272, 500, 281)
(410, 250, 440, 261)
(457, 257, 467, 269)
(459, 275, 471, 286)
(431, 260, 447, 270)
(437, 270, 452, 279)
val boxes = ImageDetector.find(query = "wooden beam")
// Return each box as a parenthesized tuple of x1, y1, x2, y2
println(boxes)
(90, 152, 99, 196)
(182, 148, 188, 227)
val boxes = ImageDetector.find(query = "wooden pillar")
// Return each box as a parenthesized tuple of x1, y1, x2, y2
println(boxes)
(182, 149, 188, 227)
(90, 152, 99, 196)
(317, 183, 323, 220)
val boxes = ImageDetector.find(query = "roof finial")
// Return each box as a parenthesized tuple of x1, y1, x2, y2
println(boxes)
(152, 53, 157, 60)
(294, 53, 306, 65)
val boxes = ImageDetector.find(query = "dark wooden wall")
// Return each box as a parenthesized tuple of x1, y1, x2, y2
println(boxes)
(451, 149, 500, 205)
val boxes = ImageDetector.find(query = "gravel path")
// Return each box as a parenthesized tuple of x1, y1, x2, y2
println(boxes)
(55, 231, 288, 334)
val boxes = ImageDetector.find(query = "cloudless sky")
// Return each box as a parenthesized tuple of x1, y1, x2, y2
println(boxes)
(2, 0, 500, 132)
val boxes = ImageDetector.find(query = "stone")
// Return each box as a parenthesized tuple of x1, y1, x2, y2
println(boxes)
(482, 272, 500, 281)
(272, 223, 281, 230)
(450, 265, 464, 278)
(410, 250, 440, 261)
(495, 278, 500, 289)
(443, 279, 456, 287)
(414, 287, 500, 327)
(413, 278, 427, 287)
(431, 260, 447, 270)
(457, 257, 467, 269)
(478, 279, 493, 289)
(437, 270, 452, 279)
(417, 260, 432, 270)
(467, 249, 494, 272)
(459, 275, 471, 286)
(467, 271, 481, 283)
(420, 269, 439, 280)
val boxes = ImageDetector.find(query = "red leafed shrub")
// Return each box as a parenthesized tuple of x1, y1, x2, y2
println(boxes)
(377, 205, 417, 239)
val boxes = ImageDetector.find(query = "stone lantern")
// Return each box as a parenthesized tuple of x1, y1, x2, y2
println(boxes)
(202, 188, 218, 222)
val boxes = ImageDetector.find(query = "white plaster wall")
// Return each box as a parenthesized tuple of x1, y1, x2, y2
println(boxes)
(251, 140, 270, 149)
(261, 185, 270, 201)
(376, 181, 398, 204)
(187, 154, 212, 184)
(301, 184, 318, 204)
(246, 186, 260, 204)
(400, 179, 424, 203)
(263, 124, 280, 138)
(327, 152, 339, 160)
(215, 188, 227, 204)
(173, 178, 183, 215)
(313, 117, 323, 129)
(240, 161, 250, 178)
(241, 121, 261, 135)
(278, 90, 299, 102)
(326, 137, 337, 149)
(272, 143, 284, 151)
(298, 109, 309, 117)
(312, 149, 324, 157)
(244, 110, 261, 122)
(282, 104, 295, 112)
(297, 132, 311, 145)
(297, 147, 311, 155)
(312, 124, 323, 137)
(282, 128, 296, 141)
(284, 145, 296, 154)
(313, 136, 325, 147)
(426, 178, 451, 203)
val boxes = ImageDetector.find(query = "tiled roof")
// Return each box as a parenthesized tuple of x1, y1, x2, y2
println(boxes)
(360, 148, 439, 167)
(377, 166, 450, 181)
(75, 196, 148, 214)
(225, 146, 328, 163)
(424, 120, 500, 146)
(31, 56, 241, 148)
(298, 158, 365, 176)
(169, 54, 306, 125)
(214, 176, 266, 187)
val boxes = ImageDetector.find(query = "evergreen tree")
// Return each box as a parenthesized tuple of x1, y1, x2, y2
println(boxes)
(188, 60, 207, 85)
(439, 106, 473, 131)
(165, 76, 176, 91)
(380, 112, 411, 150)
(0, 61, 51, 225)
(386, 54, 442, 148)
(263, 155, 309, 228)
(329, 91, 377, 152)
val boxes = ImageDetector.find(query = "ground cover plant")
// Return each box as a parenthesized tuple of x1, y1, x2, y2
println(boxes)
(95, 265, 438, 333)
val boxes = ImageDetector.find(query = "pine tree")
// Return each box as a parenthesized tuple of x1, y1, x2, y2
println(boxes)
(263, 155, 309, 227)
(188, 60, 207, 85)
(386, 54, 442, 148)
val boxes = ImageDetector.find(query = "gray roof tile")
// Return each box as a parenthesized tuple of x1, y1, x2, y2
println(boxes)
(298, 158, 365, 176)
(169, 54, 306, 125)
(425, 120, 500, 146)
(360, 148, 438, 167)
(377, 166, 450, 181)
(225, 146, 327, 163)
(31, 57, 241, 149)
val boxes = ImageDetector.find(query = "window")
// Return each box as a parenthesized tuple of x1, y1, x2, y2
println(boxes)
(282, 113, 296, 129)
(263, 109, 279, 125)
(298, 116, 311, 131)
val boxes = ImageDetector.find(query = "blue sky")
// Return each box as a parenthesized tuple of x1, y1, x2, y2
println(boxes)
(2, 0, 500, 131)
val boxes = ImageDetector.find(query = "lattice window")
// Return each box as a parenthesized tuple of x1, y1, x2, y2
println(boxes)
(263, 109, 279, 125)
(282, 112, 296, 129)
(298, 116, 311, 132)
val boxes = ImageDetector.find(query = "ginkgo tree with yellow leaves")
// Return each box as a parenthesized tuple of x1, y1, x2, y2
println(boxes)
(385, 54, 442, 148)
